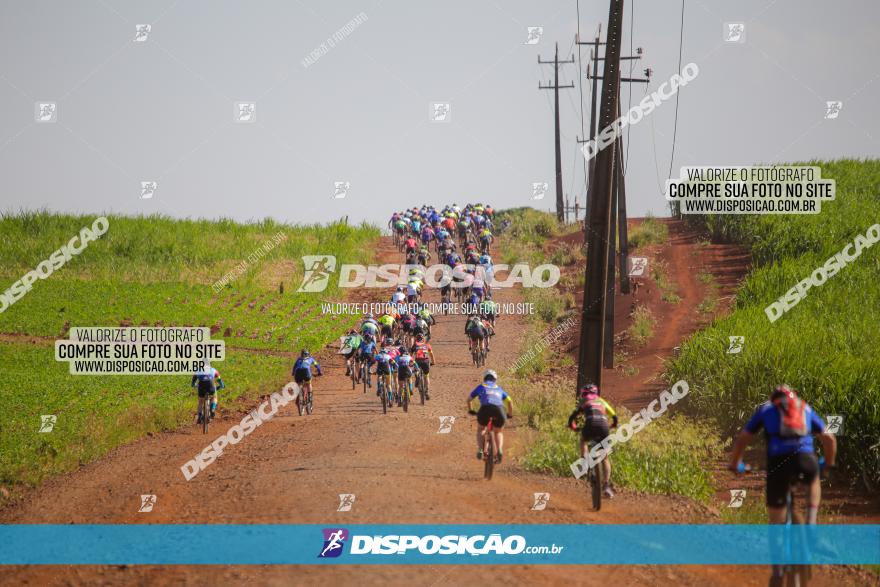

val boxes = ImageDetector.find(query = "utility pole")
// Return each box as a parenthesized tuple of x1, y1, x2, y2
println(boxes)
(539, 43, 575, 223)
(576, 0, 625, 391)
(579, 43, 650, 369)
(576, 27, 603, 225)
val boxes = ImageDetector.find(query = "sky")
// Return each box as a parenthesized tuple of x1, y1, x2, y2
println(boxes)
(0, 0, 878, 228)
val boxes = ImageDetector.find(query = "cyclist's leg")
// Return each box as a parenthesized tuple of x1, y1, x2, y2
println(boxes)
(210, 391, 217, 417)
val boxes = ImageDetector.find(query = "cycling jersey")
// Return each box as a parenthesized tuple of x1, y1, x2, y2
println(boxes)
(378, 314, 395, 328)
(412, 343, 432, 361)
(192, 366, 223, 394)
(745, 401, 826, 457)
(361, 322, 379, 336)
(391, 291, 406, 304)
(293, 356, 322, 375)
(469, 381, 509, 406)
(341, 334, 362, 354)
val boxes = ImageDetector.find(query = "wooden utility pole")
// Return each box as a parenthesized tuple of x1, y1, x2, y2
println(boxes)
(576, 0, 625, 391)
(539, 44, 575, 223)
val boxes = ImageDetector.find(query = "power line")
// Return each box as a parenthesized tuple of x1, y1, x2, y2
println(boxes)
(624, 0, 635, 175)
(667, 0, 685, 180)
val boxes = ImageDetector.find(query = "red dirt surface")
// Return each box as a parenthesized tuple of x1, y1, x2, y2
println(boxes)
(0, 227, 876, 586)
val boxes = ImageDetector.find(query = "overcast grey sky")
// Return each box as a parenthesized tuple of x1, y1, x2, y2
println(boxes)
(1, 0, 877, 227)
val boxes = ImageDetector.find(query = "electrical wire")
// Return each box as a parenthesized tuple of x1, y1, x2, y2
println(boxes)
(576, 0, 588, 206)
(624, 0, 635, 175)
(667, 0, 685, 180)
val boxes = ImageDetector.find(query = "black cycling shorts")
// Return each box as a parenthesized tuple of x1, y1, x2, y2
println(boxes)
(380, 324, 393, 338)
(477, 404, 506, 428)
(376, 363, 391, 375)
(397, 366, 413, 380)
(415, 359, 430, 374)
(766, 453, 819, 507)
(581, 418, 610, 444)
(293, 368, 312, 384)
(196, 384, 216, 398)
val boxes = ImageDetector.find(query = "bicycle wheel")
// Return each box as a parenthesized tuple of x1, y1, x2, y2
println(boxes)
(381, 381, 387, 414)
(484, 430, 494, 480)
(590, 462, 603, 511)
(306, 389, 313, 415)
(418, 373, 426, 405)
(362, 365, 368, 394)
(297, 386, 306, 416)
(403, 382, 409, 413)
(350, 360, 356, 389)
(200, 397, 209, 434)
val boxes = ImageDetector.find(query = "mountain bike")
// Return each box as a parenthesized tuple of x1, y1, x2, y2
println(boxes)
(470, 337, 486, 366)
(361, 360, 371, 394)
(737, 459, 827, 587)
(583, 436, 605, 511)
(414, 367, 427, 405)
(469, 410, 510, 480)
(297, 381, 314, 416)
(196, 393, 213, 434)
(377, 370, 393, 414)
(347, 352, 358, 390)
(399, 375, 413, 412)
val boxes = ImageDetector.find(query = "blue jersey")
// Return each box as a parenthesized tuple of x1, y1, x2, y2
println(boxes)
(293, 356, 321, 375)
(359, 340, 376, 354)
(469, 382, 509, 407)
(745, 401, 825, 457)
(375, 351, 392, 365)
(396, 355, 414, 369)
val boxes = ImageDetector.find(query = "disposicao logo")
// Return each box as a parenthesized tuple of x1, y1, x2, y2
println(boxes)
(318, 528, 349, 558)
(298, 255, 337, 292)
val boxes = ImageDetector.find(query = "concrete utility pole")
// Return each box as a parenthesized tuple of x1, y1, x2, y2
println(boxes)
(576, 0, 625, 391)
(539, 43, 575, 223)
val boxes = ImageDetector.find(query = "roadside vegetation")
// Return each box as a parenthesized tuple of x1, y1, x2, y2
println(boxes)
(628, 214, 669, 249)
(0, 212, 379, 491)
(669, 159, 880, 489)
(498, 208, 725, 501)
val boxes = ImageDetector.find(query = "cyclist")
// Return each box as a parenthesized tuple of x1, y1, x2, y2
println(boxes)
(361, 315, 379, 342)
(191, 362, 225, 421)
(377, 312, 397, 341)
(395, 349, 417, 402)
(417, 245, 431, 266)
(374, 345, 395, 398)
(465, 313, 489, 355)
(355, 336, 377, 387)
(404, 235, 419, 256)
(340, 328, 362, 377)
(466, 370, 513, 462)
(478, 227, 493, 254)
(390, 285, 406, 305)
(292, 350, 322, 407)
(568, 384, 618, 498)
(729, 384, 837, 525)
(417, 304, 435, 340)
(411, 334, 435, 399)
(479, 298, 498, 327)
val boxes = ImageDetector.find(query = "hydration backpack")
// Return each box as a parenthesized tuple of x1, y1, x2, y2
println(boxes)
(773, 394, 809, 437)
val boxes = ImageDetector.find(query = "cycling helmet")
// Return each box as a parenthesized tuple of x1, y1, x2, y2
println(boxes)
(483, 369, 498, 382)
(365, 313, 374, 319)
(579, 383, 599, 398)
(415, 333, 425, 342)
(771, 383, 796, 401)
(301, 349, 310, 357)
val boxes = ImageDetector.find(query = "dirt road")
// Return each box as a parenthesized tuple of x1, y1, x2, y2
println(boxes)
(0, 230, 872, 586)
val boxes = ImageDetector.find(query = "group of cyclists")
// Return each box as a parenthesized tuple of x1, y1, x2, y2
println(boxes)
(192, 202, 840, 529)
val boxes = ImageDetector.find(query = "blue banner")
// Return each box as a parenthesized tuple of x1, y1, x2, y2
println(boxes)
(1, 524, 877, 565)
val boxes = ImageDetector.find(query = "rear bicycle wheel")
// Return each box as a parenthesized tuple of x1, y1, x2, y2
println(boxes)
(381, 380, 387, 414)
(403, 382, 410, 413)
(200, 397, 209, 434)
(590, 461, 603, 511)
(306, 389, 314, 415)
(484, 430, 495, 480)
(297, 386, 306, 416)
(362, 365, 368, 394)
(418, 373, 426, 405)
